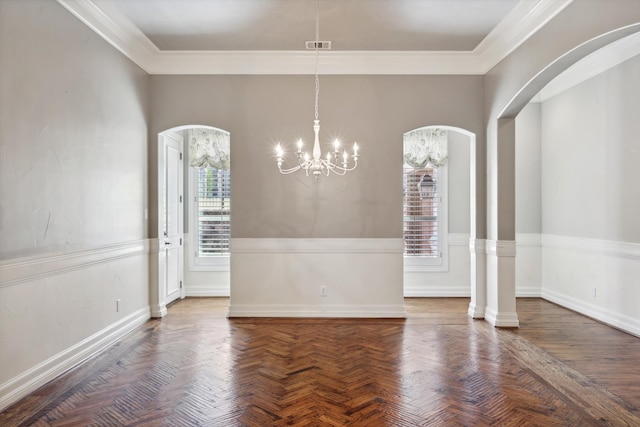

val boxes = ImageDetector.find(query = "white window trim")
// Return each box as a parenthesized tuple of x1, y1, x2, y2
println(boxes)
(403, 163, 449, 272)
(187, 166, 230, 272)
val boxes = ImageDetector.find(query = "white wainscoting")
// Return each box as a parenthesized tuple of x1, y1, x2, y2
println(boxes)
(229, 238, 405, 318)
(0, 240, 151, 411)
(183, 233, 230, 297)
(184, 271, 230, 297)
(541, 234, 640, 337)
(516, 233, 542, 297)
(403, 233, 471, 297)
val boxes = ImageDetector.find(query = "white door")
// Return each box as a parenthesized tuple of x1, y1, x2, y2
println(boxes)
(160, 132, 184, 306)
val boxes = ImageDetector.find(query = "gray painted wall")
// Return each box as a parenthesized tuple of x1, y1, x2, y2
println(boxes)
(149, 75, 483, 239)
(0, 0, 150, 404)
(0, 0, 150, 260)
(447, 131, 471, 234)
(541, 54, 640, 242)
(515, 103, 542, 234)
(483, 0, 640, 241)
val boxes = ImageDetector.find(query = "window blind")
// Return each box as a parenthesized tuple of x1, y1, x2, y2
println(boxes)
(403, 166, 439, 257)
(196, 168, 230, 257)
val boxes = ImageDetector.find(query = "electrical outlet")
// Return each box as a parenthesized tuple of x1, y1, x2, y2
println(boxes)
(320, 286, 327, 297)
(116, 298, 121, 312)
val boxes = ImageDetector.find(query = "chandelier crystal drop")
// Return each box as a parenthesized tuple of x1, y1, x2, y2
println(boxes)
(275, 0, 359, 179)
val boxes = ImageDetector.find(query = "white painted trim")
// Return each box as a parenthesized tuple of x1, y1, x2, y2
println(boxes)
(188, 262, 230, 272)
(516, 233, 542, 247)
(186, 161, 231, 272)
(56, 0, 158, 70)
(542, 288, 640, 338)
(403, 233, 467, 273)
(0, 240, 149, 288)
(227, 304, 406, 319)
(150, 304, 167, 319)
(57, 0, 573, 75)
(0, 306, 150, 411)
(516, 287, 542, 298)
(153, 50, 481, 75)
(486, 239, 517, 257)
(533, 31, 640, 102)
(477, 0, 574, 72)
(404, 287, 470, 298)
(185, 287, 230, 297)
(231, 238, 404, 254)
(468, 302, 485, 319)
(469, 238, 487, 254)
(485, 307, 520, 328)
(541, 234, 640, 259)
(188, 258, 230, 272)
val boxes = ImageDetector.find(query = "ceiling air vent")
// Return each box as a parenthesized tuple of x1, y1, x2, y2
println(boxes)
(305, 41, 332, 50)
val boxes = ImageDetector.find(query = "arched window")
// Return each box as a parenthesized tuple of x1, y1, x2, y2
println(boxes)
(403, 127, 448, 269)
(188, 127, 231, 267)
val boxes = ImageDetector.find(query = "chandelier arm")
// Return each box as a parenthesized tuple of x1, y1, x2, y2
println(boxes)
(278, 164, 303, 174)
(324, 160, 359, 174)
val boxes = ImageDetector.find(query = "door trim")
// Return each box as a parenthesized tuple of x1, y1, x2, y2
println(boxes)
(151, 130, 184, 318)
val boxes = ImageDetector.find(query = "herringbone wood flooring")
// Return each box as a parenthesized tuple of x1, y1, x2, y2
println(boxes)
(2, 298, 640, 426)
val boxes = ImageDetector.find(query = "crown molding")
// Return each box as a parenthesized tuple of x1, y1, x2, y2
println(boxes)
(475, 0, 574, 72)
(148, 50, 482, 75)
(57, 0, 573, 75)
(57, 0, 159, 69)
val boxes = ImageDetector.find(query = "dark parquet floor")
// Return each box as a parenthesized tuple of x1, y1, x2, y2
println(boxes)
(1, 298, 639, 426)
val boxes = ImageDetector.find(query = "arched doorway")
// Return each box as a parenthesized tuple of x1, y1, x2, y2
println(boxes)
(401, 125, 485, 315)
(484, 25, 640, 328)
(150, 125, 231, 318)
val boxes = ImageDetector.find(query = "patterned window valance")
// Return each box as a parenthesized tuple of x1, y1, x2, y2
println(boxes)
(188, 128, 230, 170)
(403, 128, 448, 169)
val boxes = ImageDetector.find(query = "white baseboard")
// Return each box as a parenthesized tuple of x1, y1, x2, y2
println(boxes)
(468, 302, 485, 319)
(542, 288, 640, 337)
(485, 307, 520, 327)
(227, 304, 406, 318)
(0, 306, 150, 411)
(404, 287, 470, 297)
(516, 286, 542, 297)
(185, 286, 230, 297)
(540, 234, 640, 337)
(150, 304, 167, 319)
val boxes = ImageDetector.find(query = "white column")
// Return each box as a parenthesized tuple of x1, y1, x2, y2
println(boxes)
(485, 118, 519, 327)
(468, 238, 487, 318)
(485, 240, 518, 326)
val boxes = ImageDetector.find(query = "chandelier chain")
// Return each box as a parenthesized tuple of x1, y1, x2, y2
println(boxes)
(314, 0, 319, 121)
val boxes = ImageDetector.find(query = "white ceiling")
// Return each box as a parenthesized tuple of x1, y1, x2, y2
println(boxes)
(109, 0, 519, 52)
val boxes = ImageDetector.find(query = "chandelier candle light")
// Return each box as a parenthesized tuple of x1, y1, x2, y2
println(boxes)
(275, 0, 359, 178)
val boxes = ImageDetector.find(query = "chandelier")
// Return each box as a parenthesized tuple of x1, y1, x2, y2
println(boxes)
(275, 0, 359, 179)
